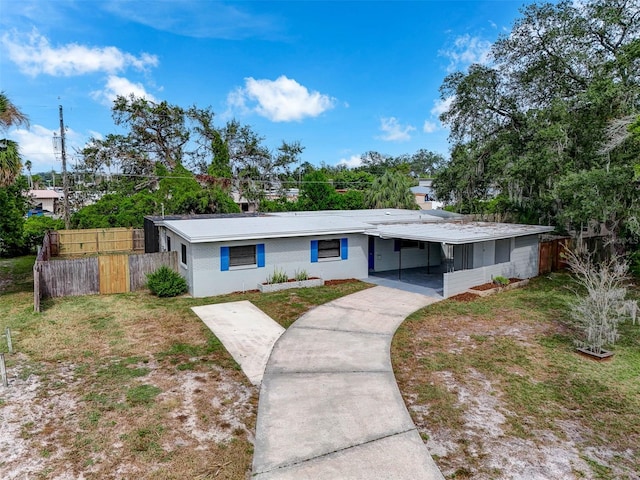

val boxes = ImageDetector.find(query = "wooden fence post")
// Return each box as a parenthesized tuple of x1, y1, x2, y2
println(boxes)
(5, 327, 12, 354)
(33, 263, 40, 313)
(0, 354, 7, 387)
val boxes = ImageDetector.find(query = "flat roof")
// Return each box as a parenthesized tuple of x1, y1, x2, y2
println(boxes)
(162, 215, 368, 243)
(156, 209, 554, 244)
(368, 221, 554, 244)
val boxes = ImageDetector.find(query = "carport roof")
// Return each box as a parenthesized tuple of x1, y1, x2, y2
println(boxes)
(367, 221, 554, 245)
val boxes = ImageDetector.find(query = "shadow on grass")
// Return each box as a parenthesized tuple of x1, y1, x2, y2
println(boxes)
(0, 255, 36, 296)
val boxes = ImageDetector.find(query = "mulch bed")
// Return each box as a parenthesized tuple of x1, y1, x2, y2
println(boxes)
(449, 292, 480, 302)
(324, 279, 359, 286)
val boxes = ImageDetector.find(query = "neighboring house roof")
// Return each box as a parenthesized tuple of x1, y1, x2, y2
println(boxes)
(29, 189, 62, 199)
(154, 209, 553, 245)
(410, 186, 432, 195)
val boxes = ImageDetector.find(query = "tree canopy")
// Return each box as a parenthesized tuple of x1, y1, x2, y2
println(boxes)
(0, 92, 28, 187)
(434, 0, 640, 243)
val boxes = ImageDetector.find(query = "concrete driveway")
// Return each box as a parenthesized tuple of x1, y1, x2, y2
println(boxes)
(252, 286, 444, 479)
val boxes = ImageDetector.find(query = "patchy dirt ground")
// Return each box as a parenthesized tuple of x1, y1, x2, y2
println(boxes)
(0, 355, 256, 480)
(394, 292, 640, 480)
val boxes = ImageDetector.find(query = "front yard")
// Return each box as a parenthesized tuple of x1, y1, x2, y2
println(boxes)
(1, 256, 638, 479)
(0, 256, 368, 479)
(393, 273, 640, 479)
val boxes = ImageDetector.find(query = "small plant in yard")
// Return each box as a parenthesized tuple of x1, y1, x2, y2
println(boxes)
(265, 267, 288, 284)
(294, 269, 309, 281)
(564, 243, 639, 355)
(493, 275, 510, 287)
(146, 265, 188, 297)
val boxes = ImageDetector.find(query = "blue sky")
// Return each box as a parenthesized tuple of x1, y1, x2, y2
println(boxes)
(1, 0, 530, 174)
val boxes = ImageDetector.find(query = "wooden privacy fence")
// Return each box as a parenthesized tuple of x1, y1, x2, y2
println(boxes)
(49, 228, 144, 256)
(539, 237, 571, 274)
(34, 251, 178, 312)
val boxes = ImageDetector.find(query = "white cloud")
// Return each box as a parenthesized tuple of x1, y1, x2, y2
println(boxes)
(91, 75, 158, 105)
(423, 121, 437, 133)
(377, 117, 415, 142)
(431, 97, 454, 117)
(2, 29, 158, 77)
(9, 124, 84, 174)
(441, 34, 492, 72)
(228, 76, 335, 122)
(337, 155, 362, 169)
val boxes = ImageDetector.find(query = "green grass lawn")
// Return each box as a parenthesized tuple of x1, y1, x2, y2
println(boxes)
(0, 256, 370, 479)
(2, 255, 638, 479)
(393, 273, 640, 479)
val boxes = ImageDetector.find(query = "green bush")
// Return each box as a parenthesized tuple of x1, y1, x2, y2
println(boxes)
(493, 275, 510, 286)
(23, 216, 64, 252)
(146, 266, 188, 297)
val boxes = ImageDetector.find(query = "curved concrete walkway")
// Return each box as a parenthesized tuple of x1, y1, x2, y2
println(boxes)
(252, 286, 445, 479)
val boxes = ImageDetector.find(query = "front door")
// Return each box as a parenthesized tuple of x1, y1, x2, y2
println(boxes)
(368, 237, 375, 270)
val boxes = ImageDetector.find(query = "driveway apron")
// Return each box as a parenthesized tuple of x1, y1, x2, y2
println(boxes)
(252, 286, 445, 479)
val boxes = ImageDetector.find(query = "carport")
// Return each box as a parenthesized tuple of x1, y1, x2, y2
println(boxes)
(365, 221, 553, 298)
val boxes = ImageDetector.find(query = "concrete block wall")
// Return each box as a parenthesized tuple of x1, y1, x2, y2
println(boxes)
(443, 234, 541, 297)
(188, 233, 368, 297)
(443, 262, 515, 298)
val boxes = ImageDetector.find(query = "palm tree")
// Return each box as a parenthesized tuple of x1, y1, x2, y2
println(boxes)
(25, 159, 33, 189)
(0, 92, 29, 186)
(365, 171, 417, 209)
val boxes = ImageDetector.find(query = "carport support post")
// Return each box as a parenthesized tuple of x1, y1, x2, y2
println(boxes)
(398, 243, 402, 280)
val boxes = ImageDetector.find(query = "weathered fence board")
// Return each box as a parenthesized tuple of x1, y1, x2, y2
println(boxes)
(132, 229, 145, 252)
(38, 257, 100, 298)
(539, 237, 571, 274)
(99, 255, 130, 294)
(34, 251, 179, 310)
(129, 251, 178, 291)
(55, 228, 143, 256)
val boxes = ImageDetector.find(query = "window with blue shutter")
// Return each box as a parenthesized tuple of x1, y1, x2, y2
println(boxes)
(257, 243, 265, 268)
(221, 244, 264, 270)
(311, 239, 348, 261)
(340, 238, 348, 259)
(220, 246, 230, 271)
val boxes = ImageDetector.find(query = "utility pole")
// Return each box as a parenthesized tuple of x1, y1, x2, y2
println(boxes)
(59, 105, 70, 229)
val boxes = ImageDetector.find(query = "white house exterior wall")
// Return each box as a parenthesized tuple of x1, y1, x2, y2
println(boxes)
(511, 234, 539, 279)
(372, 238, 441, 272)
(187, 233, 367, 297)
(443, 234, 540, 297)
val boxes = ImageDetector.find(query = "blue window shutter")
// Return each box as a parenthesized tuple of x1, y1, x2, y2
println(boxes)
(341, 238, 348, 260)
(310, 240, 319, 263)
(394, 239, 400, 252)
(257, 244, 265, 267)
(220, 246, 229, 271)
